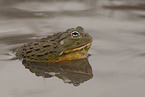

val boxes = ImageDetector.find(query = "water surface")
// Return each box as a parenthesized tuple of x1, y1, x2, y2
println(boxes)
(0, 0, 145, 97)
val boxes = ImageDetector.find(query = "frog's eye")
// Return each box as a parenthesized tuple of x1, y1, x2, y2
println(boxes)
(71, 31, 80, 38)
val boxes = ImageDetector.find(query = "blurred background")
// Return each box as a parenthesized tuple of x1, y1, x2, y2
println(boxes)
(0, 0, 145, 97)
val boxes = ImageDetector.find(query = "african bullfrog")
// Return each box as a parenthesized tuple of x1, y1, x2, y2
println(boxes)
(16, 26, 92, 62)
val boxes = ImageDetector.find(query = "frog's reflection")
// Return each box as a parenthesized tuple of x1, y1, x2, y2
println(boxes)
(22, 58, 93, 86)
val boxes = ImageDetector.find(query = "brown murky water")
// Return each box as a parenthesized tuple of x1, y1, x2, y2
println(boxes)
(1, 0, 145, 97)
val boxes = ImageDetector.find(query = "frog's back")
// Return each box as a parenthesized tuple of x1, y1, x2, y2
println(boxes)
(16, 33, 62, 61)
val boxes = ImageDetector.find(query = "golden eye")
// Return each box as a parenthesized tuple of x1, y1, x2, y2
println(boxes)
(71, 31, 80, 38)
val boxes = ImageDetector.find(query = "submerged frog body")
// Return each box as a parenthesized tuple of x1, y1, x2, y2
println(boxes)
(16, 26, 92, 62)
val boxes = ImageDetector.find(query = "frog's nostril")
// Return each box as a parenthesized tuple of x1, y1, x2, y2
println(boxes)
(84, 33, 87, 36)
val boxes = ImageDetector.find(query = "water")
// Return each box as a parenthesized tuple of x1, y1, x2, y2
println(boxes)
(0, 0, 145, 97)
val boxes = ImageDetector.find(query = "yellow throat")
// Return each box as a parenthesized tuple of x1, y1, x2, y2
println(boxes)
(58, 41, 92, 61)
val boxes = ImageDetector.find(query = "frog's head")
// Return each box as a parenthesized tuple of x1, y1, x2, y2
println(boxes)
(57, 26, 93, 61)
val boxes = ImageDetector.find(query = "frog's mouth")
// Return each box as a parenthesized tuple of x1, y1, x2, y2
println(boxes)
(59, 41, 92, 55)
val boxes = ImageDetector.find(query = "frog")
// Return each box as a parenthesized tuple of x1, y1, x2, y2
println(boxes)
(16, 26, 93, 62)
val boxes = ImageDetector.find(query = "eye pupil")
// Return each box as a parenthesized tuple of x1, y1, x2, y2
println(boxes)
(73, 32, 78, 35)
(71, 31, 80, 37)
